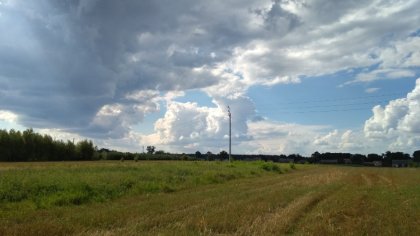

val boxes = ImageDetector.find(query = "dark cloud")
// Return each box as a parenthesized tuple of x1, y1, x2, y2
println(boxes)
(0, 0, 259, 136)
(256, 0, 301, 33)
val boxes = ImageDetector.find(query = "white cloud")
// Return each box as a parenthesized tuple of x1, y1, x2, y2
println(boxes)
(379, 36, 420, 68)
(346, 68, 415, 85)
(364, 78, 420, 152)
(0, 110, 18, 123)
(245, 120, 326, 155)
(36, 128, 85, 143)
(343, 36, 420, 86)
(144, 93, 256, 153)
(89, 91, 165, 138)
(314, 129, 340, 146)
(365, 87, 380, 93)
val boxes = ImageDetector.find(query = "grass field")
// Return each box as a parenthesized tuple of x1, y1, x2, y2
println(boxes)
(1, 161, 419, 235)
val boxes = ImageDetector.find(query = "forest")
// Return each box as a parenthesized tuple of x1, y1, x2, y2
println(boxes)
(0, 129, 95, 162)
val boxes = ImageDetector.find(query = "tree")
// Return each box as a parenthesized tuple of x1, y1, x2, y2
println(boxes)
(195, 151, 202, 160)
(351, 154, 366, 165)
(146, 146, 155, 154)
(155, 150, 165, 155)
(288, 154, 303, 163)
(219, 150, 228, 160)
(206, 151, 214, 161)
(310, 151, 321, 163)
(76, 140, 95, 160)
(367, 153, 382, 162)
(413, 150, 420, 162)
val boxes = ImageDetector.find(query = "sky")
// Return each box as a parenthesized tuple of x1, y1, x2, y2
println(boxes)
(0, 0, 420, 155)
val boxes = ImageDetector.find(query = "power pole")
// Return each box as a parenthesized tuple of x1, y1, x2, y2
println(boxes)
(228, 106, 232, 162)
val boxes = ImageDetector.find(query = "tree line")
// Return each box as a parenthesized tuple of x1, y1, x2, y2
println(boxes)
(0, 129, 95, 161)
(1, 129, 419, 166)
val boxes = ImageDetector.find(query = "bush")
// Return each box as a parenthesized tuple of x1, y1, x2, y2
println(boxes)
(260, 162, 282, 173)
(289, 163, 296, 169)
(409, 162, 419, 168)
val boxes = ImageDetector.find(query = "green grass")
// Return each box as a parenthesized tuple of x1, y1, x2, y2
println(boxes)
(1, 162, 419, 235)
(0, 161, 291, 210)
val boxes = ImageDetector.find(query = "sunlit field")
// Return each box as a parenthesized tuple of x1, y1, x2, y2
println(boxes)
(1, 161, 419, 235)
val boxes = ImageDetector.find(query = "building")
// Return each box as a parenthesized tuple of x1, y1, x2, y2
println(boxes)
(392, 160, 411, 168)
(363, 161, 382, 167)
(373, 161, 382, 167)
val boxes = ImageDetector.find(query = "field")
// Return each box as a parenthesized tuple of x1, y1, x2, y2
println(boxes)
(1, 161, 419, 235)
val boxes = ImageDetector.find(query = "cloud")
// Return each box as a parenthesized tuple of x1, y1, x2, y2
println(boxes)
(245, 120, 327, 155)
(241, 121, 368, 155)
(0, 0, 420, 154)
(0, 110, 18, 123)
(365, 87, 380, 94)
(357, 69, 415, 82)
(313, 129, 369, 153)
(142, 94, 256, 153)
(342, 35, 420, 86)
(364, 78, 420, 152)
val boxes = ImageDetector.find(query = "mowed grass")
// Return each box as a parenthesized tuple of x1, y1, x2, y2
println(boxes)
(1, 162, 419, 235)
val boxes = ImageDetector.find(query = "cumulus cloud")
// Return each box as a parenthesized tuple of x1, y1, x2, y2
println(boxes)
(141, 93, 256, 153)
(313, 129, 369, 153)
(364, 78, 420, 152)
(245, 120, 326, 155)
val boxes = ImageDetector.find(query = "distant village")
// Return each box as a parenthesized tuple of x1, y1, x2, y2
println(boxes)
(98, 147, 420, 168)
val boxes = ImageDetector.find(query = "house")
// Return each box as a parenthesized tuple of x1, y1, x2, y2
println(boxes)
(343, 158, 352, 164)
(363, 161, 382, 167)
(373, 161, 382, 167)
(392, 160, 411, 168)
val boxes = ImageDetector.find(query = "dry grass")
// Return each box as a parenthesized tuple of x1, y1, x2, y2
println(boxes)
(1, 162, 419, 235)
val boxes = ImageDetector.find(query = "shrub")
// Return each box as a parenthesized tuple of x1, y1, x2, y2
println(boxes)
(290, 163, 296, 169)
(260, 162, 282, 173)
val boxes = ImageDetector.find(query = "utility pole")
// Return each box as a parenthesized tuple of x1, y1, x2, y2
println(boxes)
(228, 106, 232, 162)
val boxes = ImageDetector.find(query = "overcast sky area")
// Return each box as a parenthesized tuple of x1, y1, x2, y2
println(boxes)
(1, 0, 420, 155)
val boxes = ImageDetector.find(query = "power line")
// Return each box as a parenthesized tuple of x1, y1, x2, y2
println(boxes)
(258, 100, 390, 110)
(252, 92, 402, 114)
(268, 92, 405, 105)
(257, 106, 380, 115)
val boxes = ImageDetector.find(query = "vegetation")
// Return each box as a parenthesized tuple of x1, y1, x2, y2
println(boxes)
(1, 129, 419, 167)
(0, 161, 293, 209)
(0, 129, 95, 161)
(0, 162, 419, 235)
